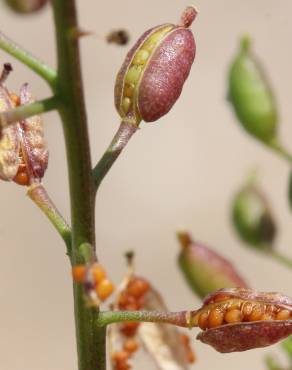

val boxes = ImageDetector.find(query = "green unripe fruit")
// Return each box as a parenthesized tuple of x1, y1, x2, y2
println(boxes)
(232, 183, 276, 250)
(228, 36, 278, 143)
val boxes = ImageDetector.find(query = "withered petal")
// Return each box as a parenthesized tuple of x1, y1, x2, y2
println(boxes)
(197, 321, 292, 353)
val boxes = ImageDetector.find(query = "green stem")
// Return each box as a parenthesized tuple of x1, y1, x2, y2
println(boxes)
(92, 121, 138, 194)
(0, 31, 57, 88)
(269, 250, 292, 270)
(0, 96, 59, 128)
(51, 1, 103, 370)
(96, 310, 190, 328)
(27, 183, 72, 256)
(268, 139, 292, 164)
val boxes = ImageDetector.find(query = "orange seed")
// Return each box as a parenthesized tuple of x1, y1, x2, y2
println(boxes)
(208, 307, 224, 328)
(96, 279, 114, 301)
(224, 309, 242, 323)
(72, 265, 86, 283)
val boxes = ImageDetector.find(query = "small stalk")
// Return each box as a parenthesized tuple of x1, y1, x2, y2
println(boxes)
(0, 96, 59, 129)
(96, 310, 192, 328)
(268, 139, 292, 164)
(92, 121, 138, 194)
(0, 31, 57, 88)
(27, 183, 72, 256)
(269, 250, 292, 270)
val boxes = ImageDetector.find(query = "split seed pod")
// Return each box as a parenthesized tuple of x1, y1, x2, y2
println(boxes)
(193, 288, 292, 353)
(114, 6, 197, 125)
(228, 36, 278, 143)
(232, 182, 276, 250)
(0, 81, 48, 186)
(177, 231, 248, 298)
(5, 0, 48, 14)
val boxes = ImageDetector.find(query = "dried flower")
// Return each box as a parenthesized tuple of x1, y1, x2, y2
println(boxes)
(193, 288, 292, 352)
(114, 6, 197, 125)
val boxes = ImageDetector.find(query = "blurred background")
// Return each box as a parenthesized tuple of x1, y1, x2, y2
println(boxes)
(0, 0, 292, 369)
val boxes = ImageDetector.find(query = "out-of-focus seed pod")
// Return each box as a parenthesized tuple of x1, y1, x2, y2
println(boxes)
(228, 36, 278, 143)
(194, 288, 292, 353)
(4, 0, 48, 14)
(177, 231, 248, 299)
(232, 182, 276, 250)
(114, 6, 197, 125)
(0, 85, 20, 181)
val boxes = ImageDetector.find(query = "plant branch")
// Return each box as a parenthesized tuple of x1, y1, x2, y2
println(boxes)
(51, 1, 103, 370)
(0, 96, 59, 129)
(92, 121, 138, 194)
(27, 183, 72, 256)
(96, 310, 192, 328)
(0, 31, 57, 88)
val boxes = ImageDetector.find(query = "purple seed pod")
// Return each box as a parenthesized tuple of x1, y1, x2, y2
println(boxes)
(114, 6, 197, 125)
(193, 288, 292, 353)
(177, 231, 248, 298)
(5, 0, 48, 14)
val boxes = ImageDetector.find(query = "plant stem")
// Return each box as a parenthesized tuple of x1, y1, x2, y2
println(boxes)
(92, 121, 138, 194)
(0, 96, 59, 128)
(51, 1, 103, 370)
(96, 310, 191, 328)
(27, 183, 72, 256)
(0, 31, 57, 88)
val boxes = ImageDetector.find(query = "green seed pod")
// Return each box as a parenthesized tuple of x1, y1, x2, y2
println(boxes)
(228, 36, 278, 143)
(232, 182, 276, 250)
(177, 231, 248, 299)
(4, 0, 48, 14)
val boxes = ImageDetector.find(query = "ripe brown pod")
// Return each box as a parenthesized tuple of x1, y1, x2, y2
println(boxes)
(114, 6, 197, 125)
(194, 288, 292, 353)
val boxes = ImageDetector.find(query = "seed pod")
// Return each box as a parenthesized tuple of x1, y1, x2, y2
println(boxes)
(114, 6, 197, 125)
(232, 182, 276, 249)
(228, 36, 278, 143)
(4, 0, 48, 14)
(0, 85, 20, 181)
(177, 231, 248, 298)
(17, 83, 48, 181)
(194, 288, 292, 353)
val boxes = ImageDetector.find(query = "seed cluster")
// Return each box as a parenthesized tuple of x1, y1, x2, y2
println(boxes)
(196, 295, 292, 330)
(72, 263, 114, 301)
(111, 277, 150, 370)
(112, 276, 195, 370)
(121, 26, 173, 117)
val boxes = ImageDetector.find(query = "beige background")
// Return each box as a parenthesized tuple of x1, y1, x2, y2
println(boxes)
(0, 0, 292, 369)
